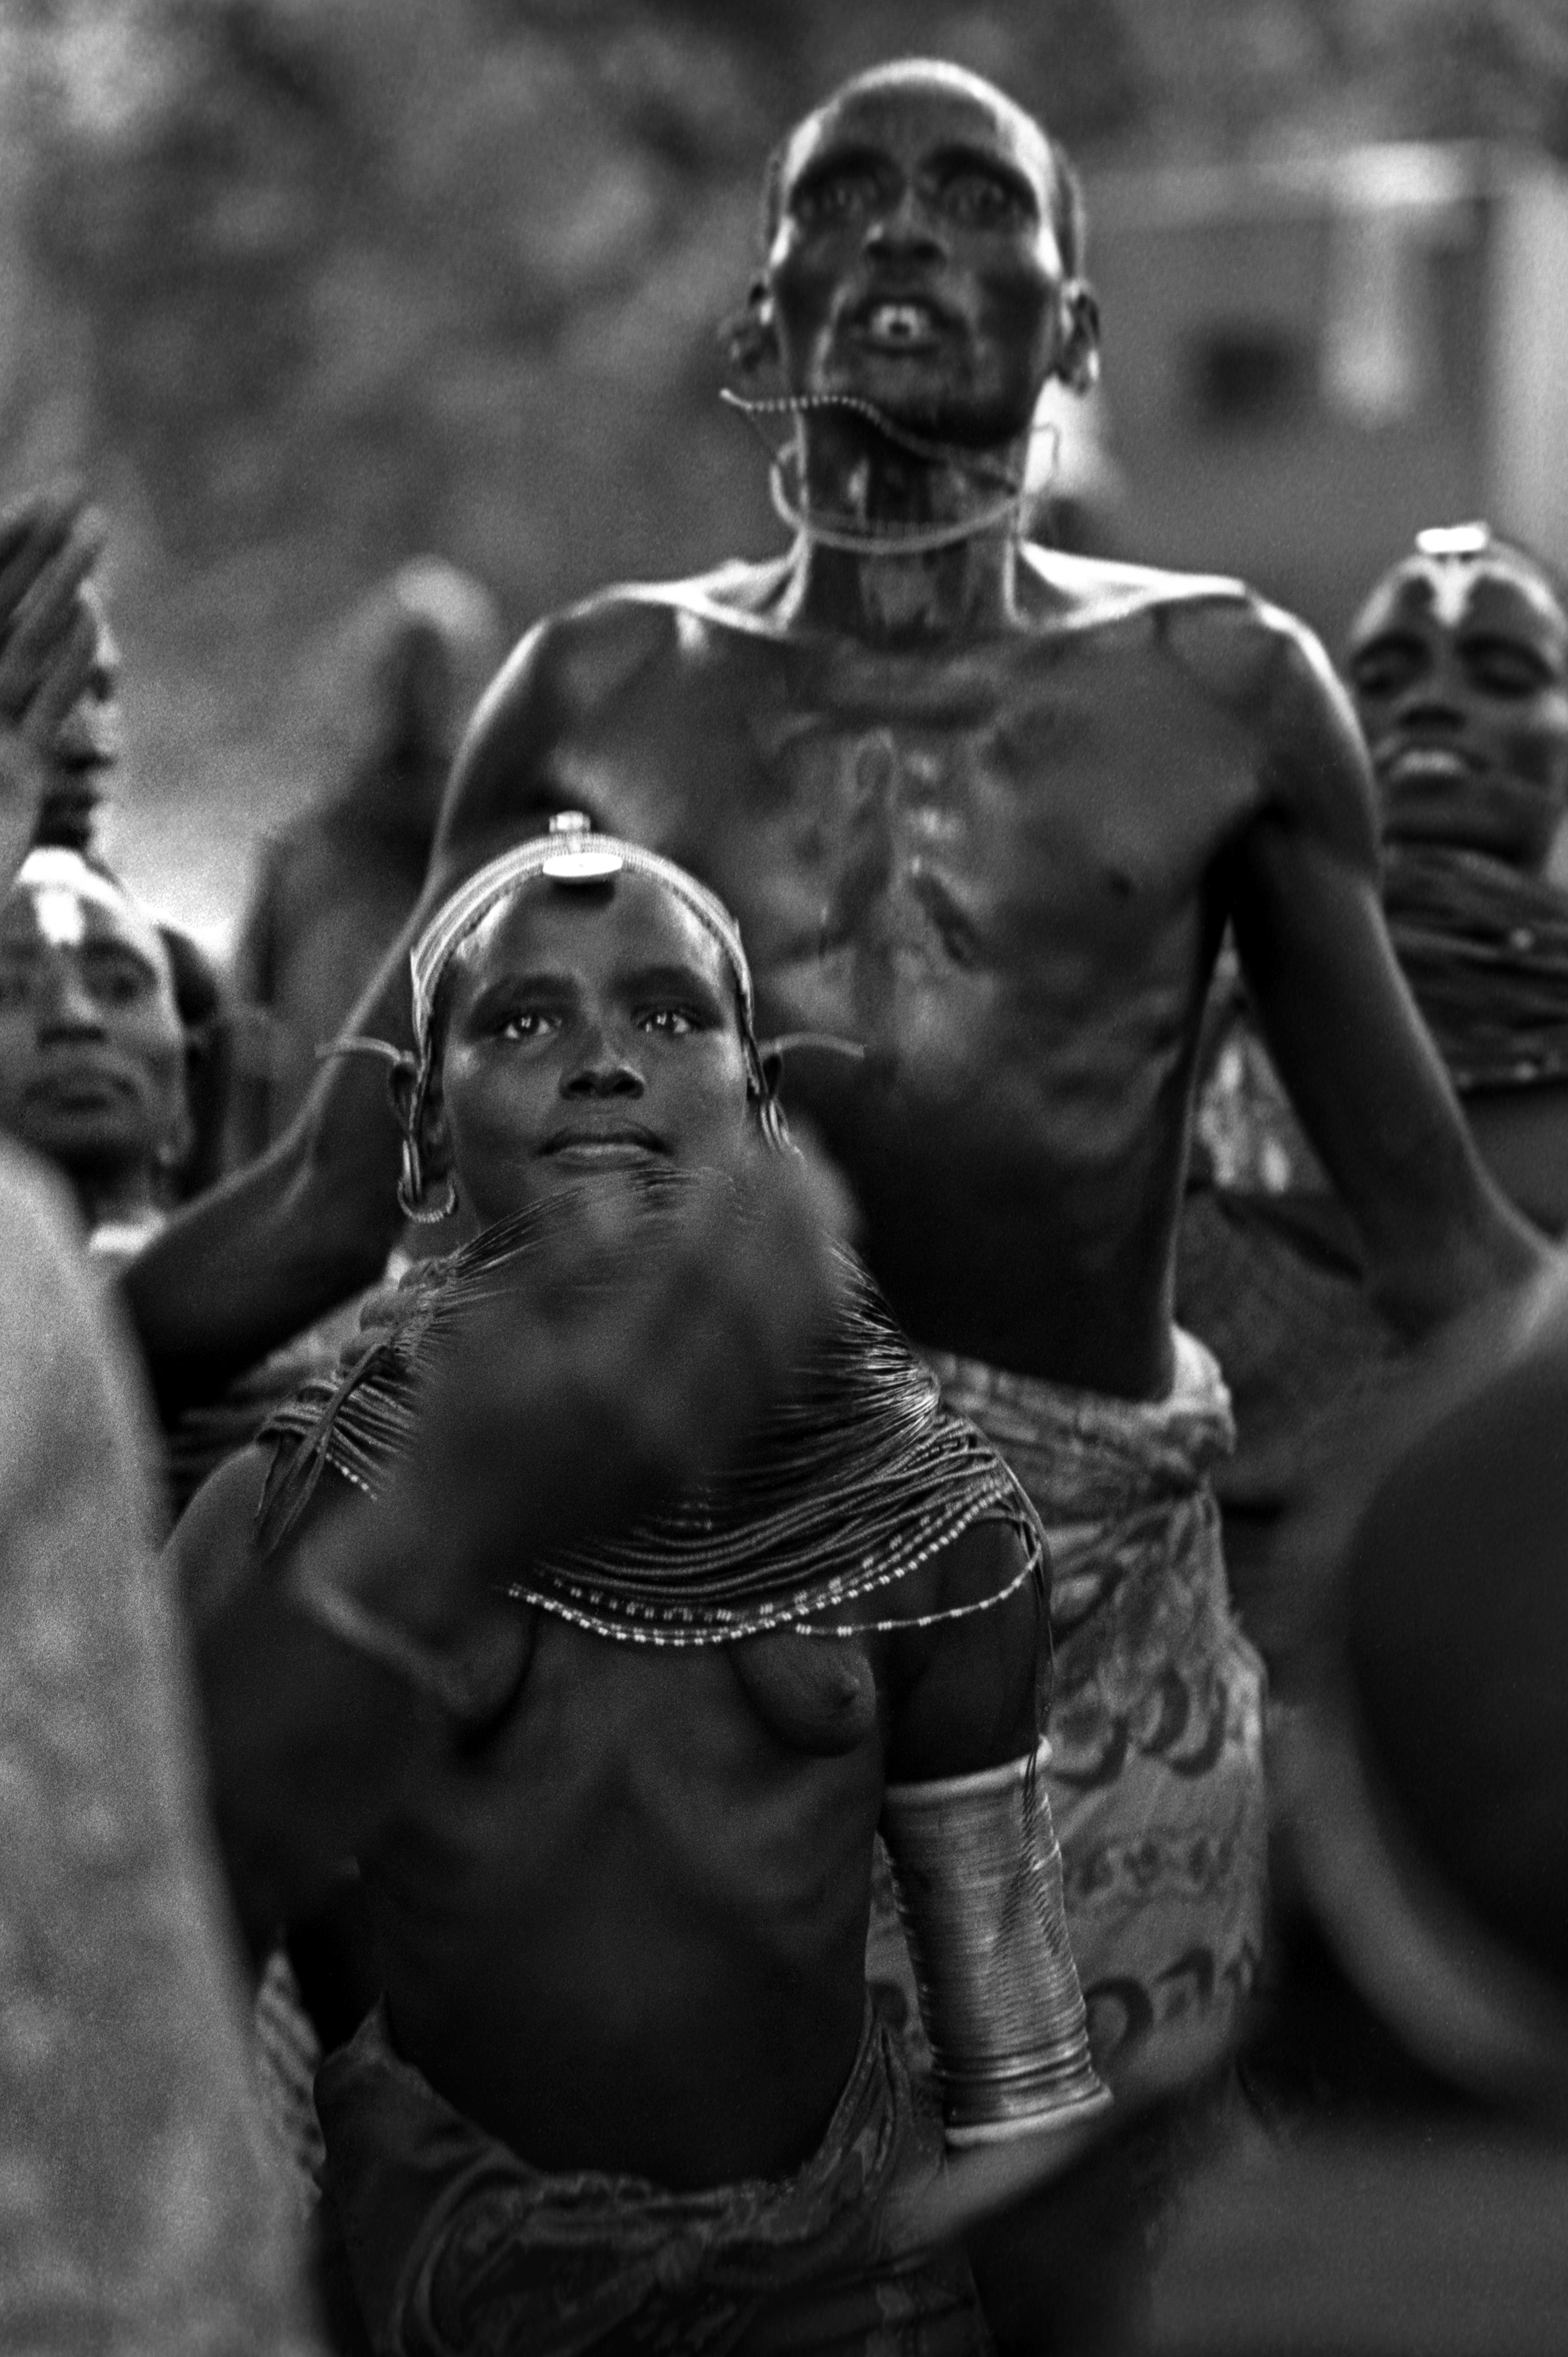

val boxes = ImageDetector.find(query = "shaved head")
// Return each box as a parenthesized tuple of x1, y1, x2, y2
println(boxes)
(761, 57, 1086, 279)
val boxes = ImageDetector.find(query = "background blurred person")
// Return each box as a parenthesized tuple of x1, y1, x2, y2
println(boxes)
(1193, 522, 1568, 1224)
(1146, 1272, 1568, 2356)
(227, 557, 502, 1163)
(28, 572, 121, 857)
(0, 844, 193, 1275)
(27, 567, 237, 1209)
(0, 486, 317, 2351)
(1179, 523, 1568, 1672)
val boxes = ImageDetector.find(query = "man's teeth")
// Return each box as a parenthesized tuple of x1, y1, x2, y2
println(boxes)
(1385, 748, 1470, 780)
(869, 303, 933, 341)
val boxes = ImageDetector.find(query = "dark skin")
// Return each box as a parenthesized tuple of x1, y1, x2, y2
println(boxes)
(1347, 548, 1568, 1231)
(176, 878, 1066, 2263)
(0, 871, 190, 1230)
(125, 65, 1547, 1414)
(0, 490, 110, 887)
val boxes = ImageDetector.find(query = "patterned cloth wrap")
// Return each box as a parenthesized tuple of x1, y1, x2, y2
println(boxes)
(1174, 1184, 1408, 1677)
(316, 1999, 991, 2357)
(919, 1334, 1268, 2107)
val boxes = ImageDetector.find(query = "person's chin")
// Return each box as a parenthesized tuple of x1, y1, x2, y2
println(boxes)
(19, 1117, 140, 1178)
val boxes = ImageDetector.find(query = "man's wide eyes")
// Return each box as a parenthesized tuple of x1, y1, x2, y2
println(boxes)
(641, 1008, 697, 1035)
(795, 169, 879, 225)
(944, 170, 1027, 226)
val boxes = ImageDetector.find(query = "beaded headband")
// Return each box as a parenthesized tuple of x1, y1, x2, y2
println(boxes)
(409, 812, 755, 1054)
(369, 815, 780, 1219)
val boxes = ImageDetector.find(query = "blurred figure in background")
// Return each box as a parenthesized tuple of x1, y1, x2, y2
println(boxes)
(1194, 523, 1568, 1225)
(0, 844, 192, 1276)
(228, 558, 502, 1163)
(0, 488, 315, 2352)
(28, 568, 236, 1212)
(1146, 1271, 1568, 2356)
(28, 573, 121, 856)
(1178, 522, 1568, 1673)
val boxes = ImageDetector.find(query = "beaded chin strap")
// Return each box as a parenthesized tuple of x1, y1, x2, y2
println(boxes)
(719, 387, 1056, 558)
(328, 815, 789, 1221)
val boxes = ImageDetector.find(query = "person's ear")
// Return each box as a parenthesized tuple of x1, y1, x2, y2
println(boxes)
(724, 276, 781, 377)
(415, 1071, 455, 1186)
(385, 1053, 452, 1177)
(1055, 280, 1101, 397)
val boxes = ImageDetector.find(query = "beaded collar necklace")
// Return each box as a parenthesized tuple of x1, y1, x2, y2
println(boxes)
(720, 388, 1053, 559)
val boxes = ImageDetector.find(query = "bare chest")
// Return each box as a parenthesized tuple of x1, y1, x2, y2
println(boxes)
(557, 631, 1251, 1052)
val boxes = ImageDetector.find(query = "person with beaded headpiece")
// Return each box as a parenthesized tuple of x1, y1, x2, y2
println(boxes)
(0, 844, 194, 1275)
(1180, 523, 1568, 1672)
(171, 819, 1109, 2357)
(127, 60, 1552, 2200)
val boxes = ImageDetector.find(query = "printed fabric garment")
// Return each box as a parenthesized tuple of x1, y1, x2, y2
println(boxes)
(316, 1998, 993, 2357)
(1174, 1182, 1407, 1675)
(924, 1333, 1267, 2107)
(0, 1142, 315, 2354)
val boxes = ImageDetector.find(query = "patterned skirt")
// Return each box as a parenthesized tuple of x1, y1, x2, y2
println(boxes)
(923, 1333, 1268, 2108)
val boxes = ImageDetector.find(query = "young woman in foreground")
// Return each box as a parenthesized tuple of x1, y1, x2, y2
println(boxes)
(175, 817, 1105, 2357)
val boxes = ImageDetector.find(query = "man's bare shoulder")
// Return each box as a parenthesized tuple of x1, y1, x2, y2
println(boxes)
(465, 560, 793, 745)
(1020, 542, 1244, 604)
(1018, 542, 1250, 631)
(1151, 587, 1378, 848)
(1154, 579, 1342, 722)
(1020, 544, 1334, 699)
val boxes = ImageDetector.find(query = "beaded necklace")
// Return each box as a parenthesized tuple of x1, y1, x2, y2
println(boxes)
(1383, 842, 1568, 1090)
(256, 1173, 1045, 1646)
(720, 387, 1054, 560)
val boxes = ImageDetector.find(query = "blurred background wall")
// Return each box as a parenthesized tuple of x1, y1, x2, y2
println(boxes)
(3, 0, 1568, 943)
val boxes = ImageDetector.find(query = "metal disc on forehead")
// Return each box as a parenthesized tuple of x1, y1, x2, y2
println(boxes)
(540, 809, 624, 883)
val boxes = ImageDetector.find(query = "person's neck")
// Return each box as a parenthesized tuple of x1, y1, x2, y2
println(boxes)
(73, 1162, 163, 1237)
(775, 411, 1029, 644)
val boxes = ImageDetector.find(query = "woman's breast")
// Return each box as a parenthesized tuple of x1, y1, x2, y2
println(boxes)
(363, 1619, 883, 1987)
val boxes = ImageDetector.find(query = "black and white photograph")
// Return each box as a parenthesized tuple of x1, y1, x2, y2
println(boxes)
(2, 6, 1567, 2352)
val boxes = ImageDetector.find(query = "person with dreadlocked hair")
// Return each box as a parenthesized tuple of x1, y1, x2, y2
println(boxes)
(171, 816, 1108, 2357)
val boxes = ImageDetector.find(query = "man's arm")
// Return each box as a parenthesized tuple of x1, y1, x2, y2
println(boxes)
(1208, 605, 1551, 1331)
(121, 614, 588, 1412)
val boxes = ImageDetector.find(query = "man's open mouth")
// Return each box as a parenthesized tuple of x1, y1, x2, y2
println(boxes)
(1376, 745, 1476, 787)
(854, 298, 947, 351)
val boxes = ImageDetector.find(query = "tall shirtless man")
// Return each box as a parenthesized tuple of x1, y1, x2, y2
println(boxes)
(129, 60, 1548, 2110)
